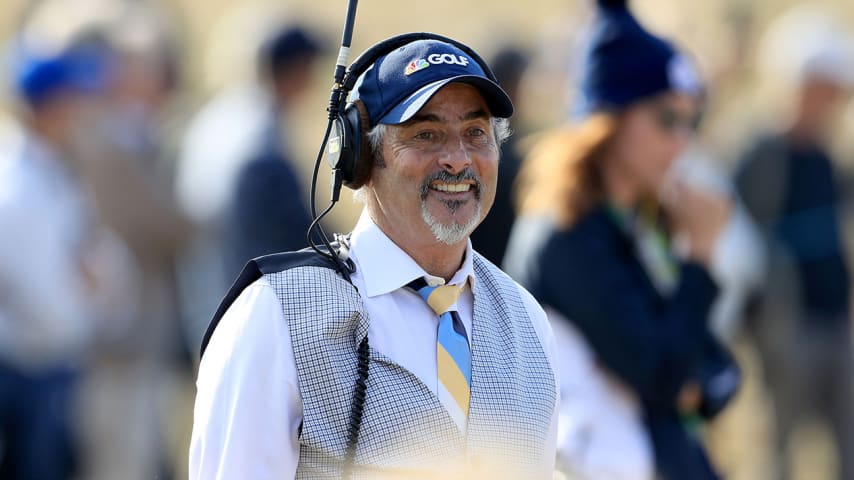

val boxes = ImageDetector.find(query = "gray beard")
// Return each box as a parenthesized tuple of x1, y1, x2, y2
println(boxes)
(418, 168, 483, 245)
(420, 199, 481, 245)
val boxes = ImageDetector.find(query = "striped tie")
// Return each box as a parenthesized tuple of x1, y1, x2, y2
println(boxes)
(408, 277, 471, 431)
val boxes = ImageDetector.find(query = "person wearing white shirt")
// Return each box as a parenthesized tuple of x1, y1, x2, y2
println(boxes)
(0, 37, 120, 479)
(190, 35, 560, 479)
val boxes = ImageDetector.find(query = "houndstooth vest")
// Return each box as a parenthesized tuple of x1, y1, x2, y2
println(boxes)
(262, 252, 556, 478)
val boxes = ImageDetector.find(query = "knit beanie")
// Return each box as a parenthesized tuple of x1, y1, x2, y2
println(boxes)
(576, 0, 702, 115)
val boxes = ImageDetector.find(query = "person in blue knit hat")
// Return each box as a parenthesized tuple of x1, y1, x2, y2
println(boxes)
(574, 0, 700, 115)
(505, 0, 739, 478)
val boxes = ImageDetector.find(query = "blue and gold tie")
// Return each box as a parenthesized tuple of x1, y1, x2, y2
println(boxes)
(408, 277, 471, 431)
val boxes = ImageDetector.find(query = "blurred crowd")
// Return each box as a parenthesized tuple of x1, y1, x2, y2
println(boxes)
(1, 0, 854, 479)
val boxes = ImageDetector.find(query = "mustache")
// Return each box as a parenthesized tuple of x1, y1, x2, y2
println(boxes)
(419, 169, 481, 200)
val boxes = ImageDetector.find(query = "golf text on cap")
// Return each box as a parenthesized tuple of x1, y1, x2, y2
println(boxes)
(404, 53, 471, 75)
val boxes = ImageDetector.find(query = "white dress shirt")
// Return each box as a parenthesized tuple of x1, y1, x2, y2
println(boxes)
(190, 210, 560, 479)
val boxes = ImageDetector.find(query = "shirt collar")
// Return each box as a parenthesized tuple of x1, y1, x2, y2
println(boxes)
(349, 209, 476, 298)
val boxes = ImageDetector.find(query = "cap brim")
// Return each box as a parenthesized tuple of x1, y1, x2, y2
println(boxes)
(378, 75, 514, 125)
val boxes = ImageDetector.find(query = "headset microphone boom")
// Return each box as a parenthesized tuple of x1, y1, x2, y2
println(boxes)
(306, 0, 360, 279)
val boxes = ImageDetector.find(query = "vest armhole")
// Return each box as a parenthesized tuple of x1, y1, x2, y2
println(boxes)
(199, 249, 344, 359)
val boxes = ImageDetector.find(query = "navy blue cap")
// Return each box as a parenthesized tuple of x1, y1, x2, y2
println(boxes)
(260, 25, 323, 76)
(576, 0, 702, 115)
(351, 39, 514, 125)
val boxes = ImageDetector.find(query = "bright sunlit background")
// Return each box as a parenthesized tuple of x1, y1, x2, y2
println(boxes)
(2, 1, 854, 479)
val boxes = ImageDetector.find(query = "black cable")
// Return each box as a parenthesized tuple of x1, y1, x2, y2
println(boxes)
(342, 336, 370, 477)
(306, 118, 352, 281)
(307, 201, 353, 284)
(308, 119, 334, 227)
(307, 202, 335, 253)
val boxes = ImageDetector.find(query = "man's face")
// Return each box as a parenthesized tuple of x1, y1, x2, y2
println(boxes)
(366, 82, 499, 248)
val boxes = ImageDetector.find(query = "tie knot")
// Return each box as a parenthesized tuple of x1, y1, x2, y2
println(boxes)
(406, 278, 463, 316)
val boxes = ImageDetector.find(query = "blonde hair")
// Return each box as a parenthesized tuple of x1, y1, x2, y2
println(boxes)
(515, 113, 620, 228)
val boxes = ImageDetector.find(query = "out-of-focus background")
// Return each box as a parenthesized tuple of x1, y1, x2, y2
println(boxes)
(1, 0, 853, 479)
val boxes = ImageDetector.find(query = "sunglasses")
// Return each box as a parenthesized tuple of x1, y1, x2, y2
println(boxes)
(651, 105, 703, 134)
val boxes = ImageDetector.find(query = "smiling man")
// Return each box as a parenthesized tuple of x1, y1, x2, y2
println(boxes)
(190, 37, 559, 479)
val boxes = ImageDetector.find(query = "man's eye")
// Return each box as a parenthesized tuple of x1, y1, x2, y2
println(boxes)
(415, 131, 436, 140)
(468, 127, 486, 137)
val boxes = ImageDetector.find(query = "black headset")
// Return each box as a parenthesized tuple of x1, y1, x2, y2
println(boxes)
(307, 30, 502, 277)
(325, 32, 502, 191)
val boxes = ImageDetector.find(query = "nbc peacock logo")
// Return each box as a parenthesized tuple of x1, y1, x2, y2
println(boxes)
(404, 59, 430, 75)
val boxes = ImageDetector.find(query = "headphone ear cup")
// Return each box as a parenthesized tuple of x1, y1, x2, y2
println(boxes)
(344, 100, 374, 190)
(328, 102, 360, 187)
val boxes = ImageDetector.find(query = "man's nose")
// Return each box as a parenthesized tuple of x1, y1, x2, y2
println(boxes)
(438, 137, 472, 175)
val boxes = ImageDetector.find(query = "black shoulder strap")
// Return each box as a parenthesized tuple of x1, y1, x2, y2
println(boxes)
(199, 247, 348, 359)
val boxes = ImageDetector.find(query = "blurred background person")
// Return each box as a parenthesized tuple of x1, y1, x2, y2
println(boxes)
(73, 17, 195, 480)
(470, 46, 529, 266)
(11, 1, 196, 478)
(734, 6, 854, 480)
(0, 33, 132, 479)
(225, 24, 322, 276)
(175, 20, 324, 351)
(504, 0, 742, 478)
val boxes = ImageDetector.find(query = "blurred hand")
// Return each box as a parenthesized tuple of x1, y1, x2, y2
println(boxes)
(677, 381, 702, 415)
(661, 180, 732, 265)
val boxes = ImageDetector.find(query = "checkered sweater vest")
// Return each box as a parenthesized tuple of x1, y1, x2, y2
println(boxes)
(262, 253, 556, 478)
